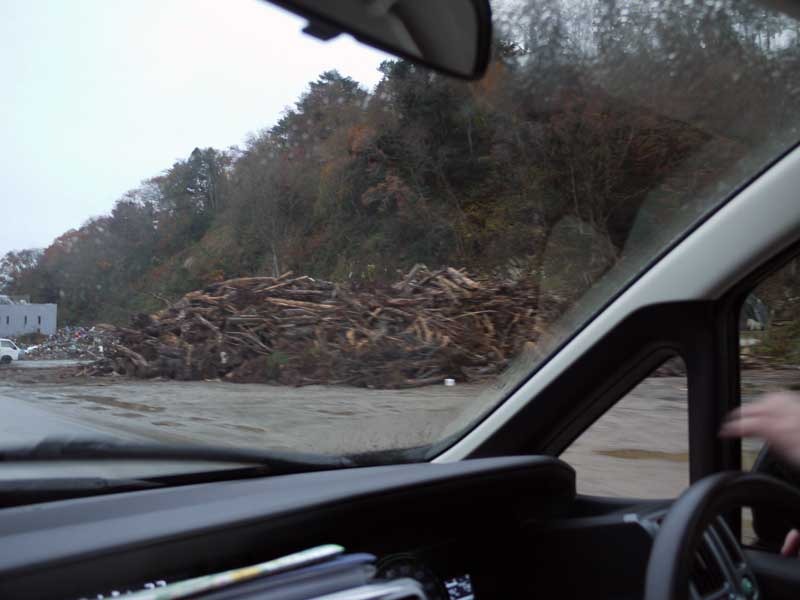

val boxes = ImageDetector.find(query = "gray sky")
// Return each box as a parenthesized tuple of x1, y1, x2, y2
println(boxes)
(0, 0, 387, 257)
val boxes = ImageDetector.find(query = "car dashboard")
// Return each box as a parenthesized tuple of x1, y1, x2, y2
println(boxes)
(0, 456, 673, 599)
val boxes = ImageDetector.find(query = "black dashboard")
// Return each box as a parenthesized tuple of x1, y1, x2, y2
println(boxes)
(0, 456, 578, 599)
(0, 455, 793, 599)
(9, 455, 755, 599)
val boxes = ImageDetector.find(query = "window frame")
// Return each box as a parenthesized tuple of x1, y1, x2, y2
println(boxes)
(726, 241, 800, 439)
(560, 353, 691, 498)
(464, 246, 800, 488)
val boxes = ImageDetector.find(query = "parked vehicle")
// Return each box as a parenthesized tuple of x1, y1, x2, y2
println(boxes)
(0, 339, 20, 364)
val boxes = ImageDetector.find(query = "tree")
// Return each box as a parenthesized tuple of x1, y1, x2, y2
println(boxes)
(0, 249, 43, 294)
(10, 0, 800, 324)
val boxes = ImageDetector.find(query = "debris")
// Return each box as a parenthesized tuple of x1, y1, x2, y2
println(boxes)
(20, 327, 114, 361)
(81, 266, 562, 388)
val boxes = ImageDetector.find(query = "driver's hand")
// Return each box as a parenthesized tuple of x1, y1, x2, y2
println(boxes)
(720, 392, 800, 467)
(721, 392, 800, 558)
(782, 529, 800, 557)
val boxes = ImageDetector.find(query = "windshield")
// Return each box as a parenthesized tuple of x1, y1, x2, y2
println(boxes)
(1, 0, 799, 473)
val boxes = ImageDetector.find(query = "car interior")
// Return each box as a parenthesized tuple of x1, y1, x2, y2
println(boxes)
(2, 0, 800, 599)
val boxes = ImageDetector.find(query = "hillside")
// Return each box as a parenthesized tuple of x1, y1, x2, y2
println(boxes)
(2, 1, 799, 332)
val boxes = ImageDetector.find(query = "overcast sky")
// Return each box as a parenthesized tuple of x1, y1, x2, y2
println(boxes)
(0, 0, 388, 257)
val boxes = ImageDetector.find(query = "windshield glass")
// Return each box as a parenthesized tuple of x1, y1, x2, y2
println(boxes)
(1, 0, 799, 471)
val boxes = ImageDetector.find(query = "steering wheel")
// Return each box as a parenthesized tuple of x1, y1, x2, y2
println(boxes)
(644, 472, 800, 600)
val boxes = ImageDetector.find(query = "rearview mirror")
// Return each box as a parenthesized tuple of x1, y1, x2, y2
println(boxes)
(266, 0, 492, 80)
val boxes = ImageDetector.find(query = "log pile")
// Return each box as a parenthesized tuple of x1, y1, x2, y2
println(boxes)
(84, 266, 559, 388)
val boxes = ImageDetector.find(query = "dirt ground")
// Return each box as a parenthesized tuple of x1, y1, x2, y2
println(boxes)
(563, 368, 800, 497)
(0, 363, 486, 454)
(1, 362, 798, 498)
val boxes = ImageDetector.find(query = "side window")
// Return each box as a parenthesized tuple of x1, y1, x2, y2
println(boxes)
(740, 258, 800, 466)
(561, 356, 689, 498)
(0, 341, 10, 348)
(739, 258, 800, 544)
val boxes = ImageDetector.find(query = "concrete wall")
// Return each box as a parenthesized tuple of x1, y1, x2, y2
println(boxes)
(0, 304, 57, 337)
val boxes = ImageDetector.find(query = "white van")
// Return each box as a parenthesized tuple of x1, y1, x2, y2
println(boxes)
(0, 339, 21, 364)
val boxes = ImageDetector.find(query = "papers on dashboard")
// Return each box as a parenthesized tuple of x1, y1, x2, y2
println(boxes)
(120, 544, 426, 600)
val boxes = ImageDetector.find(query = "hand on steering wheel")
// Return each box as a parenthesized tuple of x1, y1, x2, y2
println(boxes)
(721, 392, 800, 560)
(781, 528, 800, 557)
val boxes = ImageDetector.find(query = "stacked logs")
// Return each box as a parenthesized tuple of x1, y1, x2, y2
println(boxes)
(85, 266, 558, 388)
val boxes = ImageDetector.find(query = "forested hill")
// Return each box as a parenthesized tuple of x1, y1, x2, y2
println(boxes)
(3, 0, 800, 325)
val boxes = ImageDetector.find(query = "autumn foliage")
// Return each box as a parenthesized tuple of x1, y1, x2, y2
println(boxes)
(3, 0, 800, 328)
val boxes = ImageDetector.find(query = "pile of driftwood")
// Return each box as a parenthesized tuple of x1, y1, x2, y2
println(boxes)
(85, 266, 556, 388)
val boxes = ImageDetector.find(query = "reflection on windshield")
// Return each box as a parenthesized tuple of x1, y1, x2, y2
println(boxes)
(1, 0, 799, 462)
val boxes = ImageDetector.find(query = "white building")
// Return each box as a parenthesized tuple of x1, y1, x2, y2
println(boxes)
(0, 303, 57, 337)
